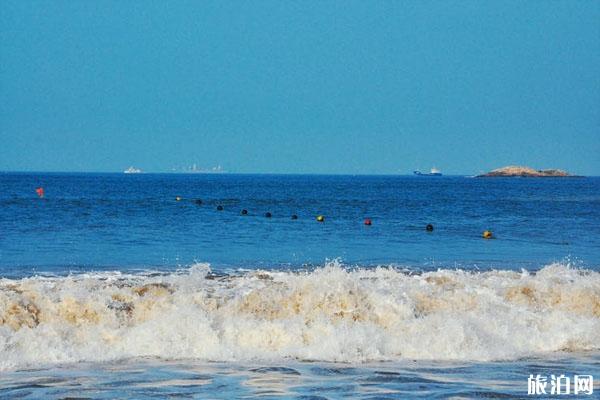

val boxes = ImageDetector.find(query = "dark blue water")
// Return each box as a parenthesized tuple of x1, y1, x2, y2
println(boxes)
(1, 172, 598, 276)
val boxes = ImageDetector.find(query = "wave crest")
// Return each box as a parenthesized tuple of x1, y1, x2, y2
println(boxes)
(1, 262, 599, 370)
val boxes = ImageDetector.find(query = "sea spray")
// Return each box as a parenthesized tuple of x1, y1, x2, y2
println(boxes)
(1, 261, 599, 370)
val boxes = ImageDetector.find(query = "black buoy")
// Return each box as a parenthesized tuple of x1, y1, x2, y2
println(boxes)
(194, 199, 203, 205)
(241, 209, 248, 215)
(291, 214, 298, 220)
(426, 224, 434, 232)
(217, 205, 224, 211)
(265, 212, 272, 218)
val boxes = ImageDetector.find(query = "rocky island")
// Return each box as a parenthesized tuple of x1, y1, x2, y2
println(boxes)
(477, 165, 578, 178)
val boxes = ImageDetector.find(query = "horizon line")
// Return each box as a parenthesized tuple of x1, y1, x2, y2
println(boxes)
(1, 170, 596, 177)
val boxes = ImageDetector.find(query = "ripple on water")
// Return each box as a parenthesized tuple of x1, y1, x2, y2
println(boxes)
(0, 355, 599, 399)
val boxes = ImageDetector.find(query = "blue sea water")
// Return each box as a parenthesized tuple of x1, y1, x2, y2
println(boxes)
(1, 173, 599, 274)
(1, 172, 599, 398)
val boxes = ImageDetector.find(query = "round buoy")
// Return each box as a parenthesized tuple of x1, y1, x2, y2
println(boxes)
(364, 218, 372, 226)
(175, 196, 182, 201)
(316, 215, 325, 222)
(291, 214, 298, 220)
(426, 224, 434, 232)
(483, 230, 493, 239)
(265, 212, 272, 218)
(216, 205, 224, 211)
(241, 209, 248, 215)
(35, 187, 44, 198)
(194, 199, 202, 205)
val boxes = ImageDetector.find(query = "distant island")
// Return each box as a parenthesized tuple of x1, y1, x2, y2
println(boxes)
(477, 165, 579, 178)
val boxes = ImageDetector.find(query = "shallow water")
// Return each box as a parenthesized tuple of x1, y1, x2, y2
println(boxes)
(1, 173, 599, 397)
(2, 355, 599, 399)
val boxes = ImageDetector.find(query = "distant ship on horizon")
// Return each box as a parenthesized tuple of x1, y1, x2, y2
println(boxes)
(171, 164, 226, 174)
(123, 166, 143, 174)
(413, 168, 442, 176)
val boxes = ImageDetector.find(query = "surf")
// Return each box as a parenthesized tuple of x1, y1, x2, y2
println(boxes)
(1, 261, 599, 371)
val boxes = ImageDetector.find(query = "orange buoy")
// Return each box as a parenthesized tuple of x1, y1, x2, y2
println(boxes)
(35, 187, 44, 198)
(483, 230, 493, 239)
(364, 218, 372, 226)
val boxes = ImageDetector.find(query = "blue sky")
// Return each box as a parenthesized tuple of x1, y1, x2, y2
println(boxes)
(1, 1, 599, 175)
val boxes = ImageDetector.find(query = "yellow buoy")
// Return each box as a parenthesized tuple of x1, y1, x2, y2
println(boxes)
(482, 230, 493, 239)
(175, 196, 182, 201)
(316, 215, 325, 222)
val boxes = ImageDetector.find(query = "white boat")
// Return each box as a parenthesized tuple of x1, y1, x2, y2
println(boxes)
(124, 166, 143, 174)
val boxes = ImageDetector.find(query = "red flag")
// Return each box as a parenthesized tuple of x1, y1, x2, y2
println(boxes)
(36, 187, 44, 198)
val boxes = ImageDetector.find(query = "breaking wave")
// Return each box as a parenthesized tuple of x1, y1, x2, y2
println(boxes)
(1, 262, 599, 370)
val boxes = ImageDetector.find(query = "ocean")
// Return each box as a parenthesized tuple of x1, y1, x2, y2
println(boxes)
(1, 172, 599, 398)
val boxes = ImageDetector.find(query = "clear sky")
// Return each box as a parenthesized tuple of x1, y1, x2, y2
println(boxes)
(1, 1, 599, 175)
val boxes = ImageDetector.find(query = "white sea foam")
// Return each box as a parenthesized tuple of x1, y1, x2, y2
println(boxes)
(1, 262, 599, 370)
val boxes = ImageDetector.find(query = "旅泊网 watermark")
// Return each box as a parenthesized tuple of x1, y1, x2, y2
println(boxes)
(528, 374, 594, 395)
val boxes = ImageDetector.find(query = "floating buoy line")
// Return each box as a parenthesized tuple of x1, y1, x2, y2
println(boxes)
(33, 190, 498, 237)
